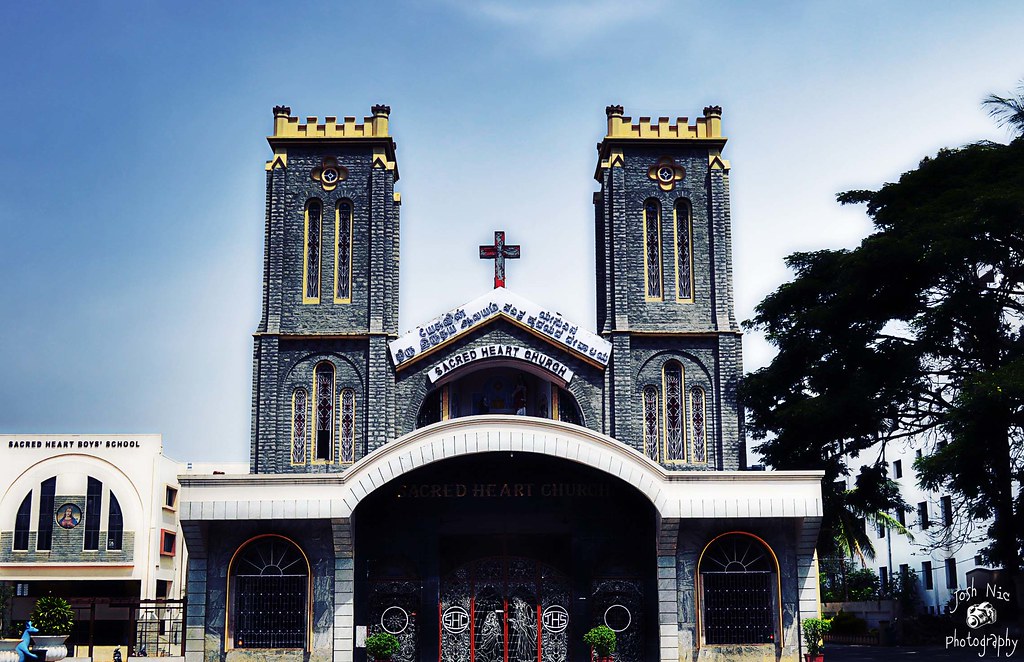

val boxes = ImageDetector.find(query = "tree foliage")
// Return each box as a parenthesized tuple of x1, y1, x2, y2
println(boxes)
(742, 137, 1024, 582)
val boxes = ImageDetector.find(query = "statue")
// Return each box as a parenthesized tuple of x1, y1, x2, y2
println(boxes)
(17, 622, 39, 662)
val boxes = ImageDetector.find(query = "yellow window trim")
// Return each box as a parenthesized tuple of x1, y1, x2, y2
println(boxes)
(339, 388, 355, 465)
(643, 199, 663, 301)
(333, 200, 353, 304)
(689, 385, 707, 464)
(662, 361, 687, 463)
(674, 199, 695, 303)
(302, 200, 322, 304)
(641, 385, 660, 462)
(289, 388, 308, 467)
(311, 362, 334, 463)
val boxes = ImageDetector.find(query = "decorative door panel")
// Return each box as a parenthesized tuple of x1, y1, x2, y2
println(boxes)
(369, 580, 419, 662)
(590, 579, 643, 662)
(439, 557, 569, 662)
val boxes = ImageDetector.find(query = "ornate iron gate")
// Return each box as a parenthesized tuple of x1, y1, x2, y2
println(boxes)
(439, 557, 570, 662)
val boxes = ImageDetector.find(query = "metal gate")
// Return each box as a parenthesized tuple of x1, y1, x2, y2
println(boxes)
(439, 557, 570, 662)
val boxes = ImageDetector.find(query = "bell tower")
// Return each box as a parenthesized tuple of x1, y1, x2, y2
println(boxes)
(594, 105, 744, 469)
(251, 105, 400, 473)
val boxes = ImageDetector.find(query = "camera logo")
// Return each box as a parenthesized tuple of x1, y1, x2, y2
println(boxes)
(966, 602, 997, 630)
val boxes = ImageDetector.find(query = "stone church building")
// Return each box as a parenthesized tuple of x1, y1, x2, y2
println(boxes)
(180, 105, 823, 662)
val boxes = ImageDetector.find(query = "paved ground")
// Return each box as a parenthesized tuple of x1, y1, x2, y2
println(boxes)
(829, 643, 1021, 660)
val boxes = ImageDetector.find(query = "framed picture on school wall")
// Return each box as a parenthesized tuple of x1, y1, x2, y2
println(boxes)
(55, 503, 82, 529)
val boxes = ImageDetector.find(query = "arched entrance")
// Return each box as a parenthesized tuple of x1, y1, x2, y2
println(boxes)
(228, 535, 310, 650)
(353, 452, 656, 662)
(416, 365, 583, 428)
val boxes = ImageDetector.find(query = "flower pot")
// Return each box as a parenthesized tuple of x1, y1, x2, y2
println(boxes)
(0, 640, 21, 662)
(29, 635, 68, 662)
(596, 657, 614, 662)
(804, 654, 823, 662)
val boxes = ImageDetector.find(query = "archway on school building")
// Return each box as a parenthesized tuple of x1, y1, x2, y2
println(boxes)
(352, 452, 656, 662)
(415, 365, 583, 428)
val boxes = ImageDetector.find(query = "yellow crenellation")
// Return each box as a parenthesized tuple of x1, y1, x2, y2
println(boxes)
(271, 104, 390, 139)
(604, 104, 723, 140)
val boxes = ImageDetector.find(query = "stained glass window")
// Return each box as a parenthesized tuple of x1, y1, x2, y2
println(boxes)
(305, 199, 322, 300)
(644, 199, 662, 299)
(690, 386, 707, 463)
(675, 199, 692, 300)
(336, 201, 353, 302)
(642, 386, 660, 462)
(314, 363, 334, 461)
(340, 388, 355, 464)
(663, 362, 685, 461)
(291, 388, 308, 465)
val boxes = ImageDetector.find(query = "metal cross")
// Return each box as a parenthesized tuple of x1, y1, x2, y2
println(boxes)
(479, 231, 521, 289)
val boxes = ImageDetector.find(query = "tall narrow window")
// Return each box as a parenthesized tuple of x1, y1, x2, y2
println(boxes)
(339, 388, 355, 464)
(643, 199, 662, 299)
(304, 199, 323, 302)
(941, 495, 953, 526)
(674, 199, 693, 300)
(314, 363, 335, 462)
(922, 561, 933, 590)
(663, 362, 685, 462)
(36, 477, 56, 551)
(84, 477, 102, 550)
(945, 558, 957, 589)
(107, 492, 123, 550)
(14, 492, 31, 551)
(335, 201, 353, 302)
(642, 386, 660, 462)
(918, 501, 930, 529)
(690, 385, 707, 463)
(291, 388, 308, 465)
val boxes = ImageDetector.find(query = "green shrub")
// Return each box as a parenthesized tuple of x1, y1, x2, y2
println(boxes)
(828, 610, 868, 636)
(30, 596, 74, 635)
(365, 632, 400, 660)
(583, 625, 616, 657)
(802, 617, 832, 657)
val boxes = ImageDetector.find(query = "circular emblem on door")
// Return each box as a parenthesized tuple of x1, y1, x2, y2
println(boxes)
(603, 604, 631, 632)
(442, 606, 470, 634)
(380, 605, 409, 635)
(542, 605, 569, 633)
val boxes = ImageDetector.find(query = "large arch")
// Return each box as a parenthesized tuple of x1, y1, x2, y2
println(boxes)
(338, 415, 668, 518)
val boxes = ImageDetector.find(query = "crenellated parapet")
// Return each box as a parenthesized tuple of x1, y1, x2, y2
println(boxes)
(270, 104, 391, 140)
(266, 104, 397, 174)
(603, 104, 724, 141)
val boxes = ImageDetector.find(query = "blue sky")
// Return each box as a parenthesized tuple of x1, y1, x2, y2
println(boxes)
(1, 1, 1022, 462)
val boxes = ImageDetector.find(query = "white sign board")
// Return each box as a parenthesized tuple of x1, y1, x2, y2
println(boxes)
(427, 344, 575, 384)
(389, 288, 610, 368)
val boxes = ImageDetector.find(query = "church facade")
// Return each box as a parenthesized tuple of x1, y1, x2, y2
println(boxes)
(180, 106, 823, 662)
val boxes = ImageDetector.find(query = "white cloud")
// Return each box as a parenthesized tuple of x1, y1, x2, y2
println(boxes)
(448, 0, 670, 55)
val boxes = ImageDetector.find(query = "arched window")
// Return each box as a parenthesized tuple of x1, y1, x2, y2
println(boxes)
(643, 199, 663, 299)
(663, 362, 685, 462)
(107, 492, 123, 550)
(230, 536, 309, 649)
(690, 386, 707, 464)
(699, 533, 779, 645)
(304, 199, 323, 302)
(339, 388, 355, 464)
(36, 477, 56, 551)
(291, 388, 308, 465)
(335, 200, 353, 302)
(642, 386, 660, 462)
(313, 362, 335, 462)
(674, 199, 693, 301)
(14, 492, 31, 551)
(84, 477, 102, 550)
(555, 387, 583, 426)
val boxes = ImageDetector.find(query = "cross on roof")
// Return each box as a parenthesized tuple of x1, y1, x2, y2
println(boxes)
(479, 231, 520, 289)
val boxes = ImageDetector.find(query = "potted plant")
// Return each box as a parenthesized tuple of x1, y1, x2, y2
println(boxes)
(583, 625, 616, 662)
(28, 597, 73, 662)
(364, 631, 400, 662)
(802, 617, 832, 662)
